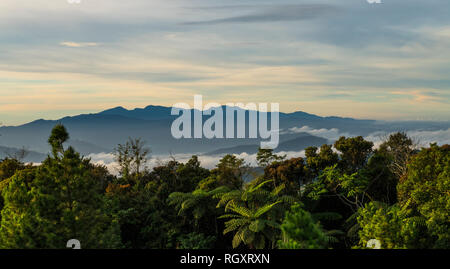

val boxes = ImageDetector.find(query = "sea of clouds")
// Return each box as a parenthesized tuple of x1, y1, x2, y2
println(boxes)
(87, 126, 450, 174)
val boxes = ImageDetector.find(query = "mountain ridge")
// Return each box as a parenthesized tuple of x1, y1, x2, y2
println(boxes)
(1, 105, 449, 161)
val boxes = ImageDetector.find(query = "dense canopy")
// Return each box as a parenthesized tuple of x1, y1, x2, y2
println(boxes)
(0, 127, 448, 249)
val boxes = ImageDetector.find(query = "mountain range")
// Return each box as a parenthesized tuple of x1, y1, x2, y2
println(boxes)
(0, 105, 449, 163)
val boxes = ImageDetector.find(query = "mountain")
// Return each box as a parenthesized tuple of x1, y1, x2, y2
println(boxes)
(0, 146, 47, 163)
(206, 133, 327, 155)
(1, 105, 449, 164)
(98, 105, 174, 121)
(67, 139, 110, 156)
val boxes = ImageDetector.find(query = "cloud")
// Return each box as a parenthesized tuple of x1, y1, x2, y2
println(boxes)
(183, 4, 338, 25)
(87, 150, 307, 175)
(60, 42, 99, 48)
(390, 90, 445, 103)
(86, 152, 118, 174)
(285, 126, 450, 149)
(285, 126, 351, 142)
(318, 93, 353, 100)
(87, 127, 450, 175)
(408, 128, 450, 146)
(364, 128, 450, 149)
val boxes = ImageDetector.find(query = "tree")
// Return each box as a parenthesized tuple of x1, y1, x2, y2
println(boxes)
(146, 156, 207, 197)
(48, 123, 69, 158)
(0, 158, 26, 182)
(132, 156, 211, 248)
(356, 202, 413, 249)
(397, 144, 449, 248)
(356, 144, 449, 249)
(0, 158, 29, 224)
(278, 204, 328, 249)
(219, 200, 281, 249)
(264, 157, 308, 194)
(105, 182, 165, 249)
(216, 180, 296, 249)
(359, 152, 398, 205)
(175, 156, 210, 191)
(305, 165, 372, 213)
(0, 126, 120, 249)
(256, 147, 285, 168)
(114, 138, 150, 182)
(378, 132, 417, 179)
(334, 136, 373, 173)
(168, 187, 228, 234)
(305, 144, 339, 179)
(198, 155, 246, 190)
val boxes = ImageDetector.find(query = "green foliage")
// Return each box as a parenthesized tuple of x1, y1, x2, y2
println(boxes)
(378, 132, 416, 179)
(168, 186, 228, 232)
(359, 152, 398, 204)
(305, 144, 339, 179)
(398, 144, 449, 248)
(256, 147, 285, 168)
(0, 158, 26, 181)
(306, 165, 371, 212)
(356, 202, 430, 249)
(217, 180, 296, 249)
(356, 144, 449, 249)
(0, 158, 28, 223)
(108, 155, 212, 249)
(0, 148, 119, 248)
(278, 204, 328, 249)
(357, 202, 410, 249)
(334, 136, 374, 173)
(105, 183, 157, 248)
(113, 137, 150, 181)
(48, 123, 69, 158)
(198, 155, 246, 191)
(220, 201, 281, 249)
(0, 125, 446, 249)
(176, 156, 210, 190)
(177, 232, 216, 249)
(264, 157, 308, 195)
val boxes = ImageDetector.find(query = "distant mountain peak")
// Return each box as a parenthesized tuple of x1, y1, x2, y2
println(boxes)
(100, 106, 128, 114)
(97, 104, 173, 121)
(144, 105, 170, 110)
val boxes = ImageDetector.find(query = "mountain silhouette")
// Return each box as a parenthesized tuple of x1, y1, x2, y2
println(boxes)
(1, 105, 449, 163)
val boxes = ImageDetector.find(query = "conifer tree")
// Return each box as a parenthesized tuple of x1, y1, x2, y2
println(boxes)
(0, 125, 120, 248)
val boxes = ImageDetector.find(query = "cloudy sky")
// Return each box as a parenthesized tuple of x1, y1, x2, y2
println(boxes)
(0, 0, 449, 125)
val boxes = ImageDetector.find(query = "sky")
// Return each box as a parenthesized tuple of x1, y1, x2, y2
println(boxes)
(0, 0, 449, 125)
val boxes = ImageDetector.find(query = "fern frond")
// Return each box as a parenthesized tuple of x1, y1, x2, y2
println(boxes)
(249, 179, 274, 192)
(232, 229, 244, 248)
(254, 201, 281, 218)
(223, 218, 250, 234)
(228, 203, 253, 218)
(271, 183, 286, 196)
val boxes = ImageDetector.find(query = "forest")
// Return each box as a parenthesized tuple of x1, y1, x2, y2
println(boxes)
(0, 124, 448, 249)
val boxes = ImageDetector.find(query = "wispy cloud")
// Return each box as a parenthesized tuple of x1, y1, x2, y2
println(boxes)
(183, 4, 338, 25)
(60, 41, 99, 48)
(284, 126, 351, 142)
(390, 90, 444, 103)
